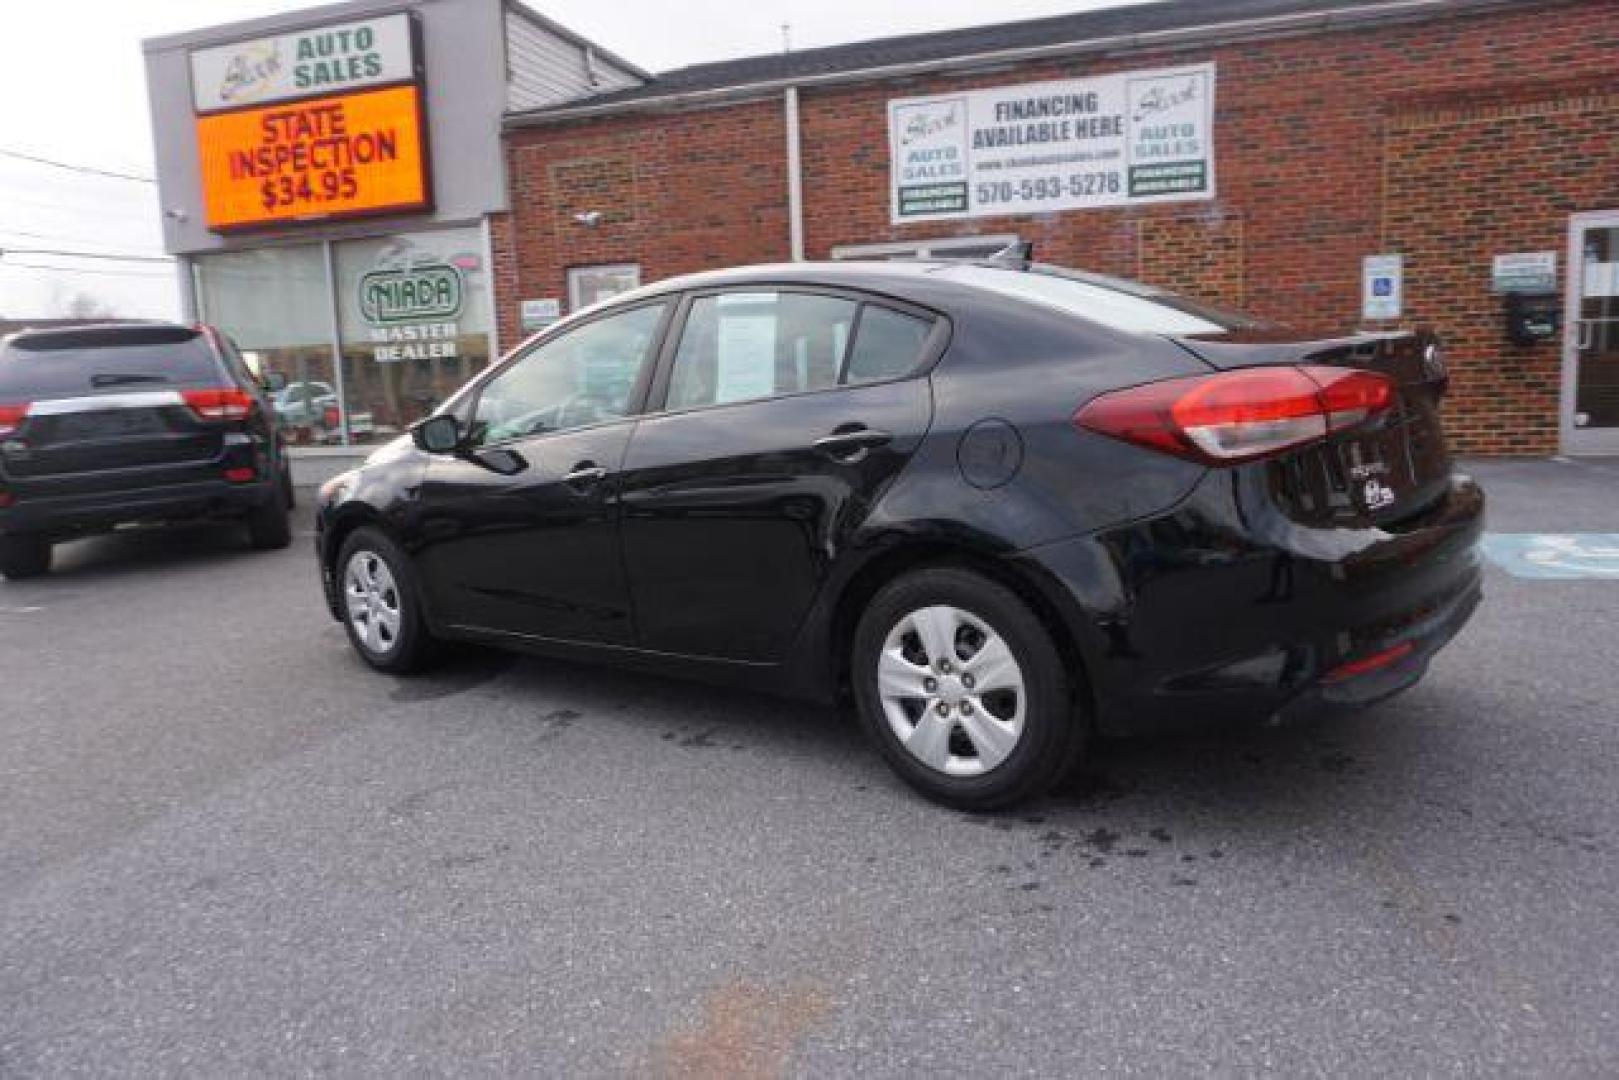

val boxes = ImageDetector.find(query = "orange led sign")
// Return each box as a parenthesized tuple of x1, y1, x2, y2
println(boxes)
(196, 84, 430, 230)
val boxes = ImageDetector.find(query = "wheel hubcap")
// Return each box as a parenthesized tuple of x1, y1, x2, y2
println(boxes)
(344, 551, 402, 656)
(877, 604, 1026, 778)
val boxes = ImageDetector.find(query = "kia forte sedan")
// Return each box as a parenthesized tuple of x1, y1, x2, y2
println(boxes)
(314, 255, 1483, 809)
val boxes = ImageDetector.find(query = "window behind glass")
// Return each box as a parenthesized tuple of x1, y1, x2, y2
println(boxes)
(0, 328, 223, 398)
(666, 290, 936, 411)
(469, 302, 666, 446)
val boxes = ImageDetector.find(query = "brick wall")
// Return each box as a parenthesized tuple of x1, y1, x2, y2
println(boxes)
(496, 0, 1619, 454)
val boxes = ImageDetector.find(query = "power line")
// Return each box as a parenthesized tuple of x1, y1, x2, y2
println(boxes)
(0, 148, 154, 184)
(0, 246, 173, 264)
(0, 190, 159, 220)
(0, 261, 173, 279)
(0, 228, 168, 254)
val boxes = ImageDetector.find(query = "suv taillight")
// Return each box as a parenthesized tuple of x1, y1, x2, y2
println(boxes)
(182, 388, 255, 421)
(0, 403, 30, 437)
(1074, 365, 1395, 465)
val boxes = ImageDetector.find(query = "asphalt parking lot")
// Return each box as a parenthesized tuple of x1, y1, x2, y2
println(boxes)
(1, 457, 1616, 1076)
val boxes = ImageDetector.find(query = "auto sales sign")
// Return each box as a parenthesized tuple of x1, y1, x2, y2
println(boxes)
(190, 12, 431, 231)
(888, 63, 1216, 222)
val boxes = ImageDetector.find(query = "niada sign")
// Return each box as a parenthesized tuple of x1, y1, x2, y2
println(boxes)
(189, 12, 417, 113)
(360, 263, 463, 325)
(355, 246, 470, 364)
(888, 63, 1216, 222)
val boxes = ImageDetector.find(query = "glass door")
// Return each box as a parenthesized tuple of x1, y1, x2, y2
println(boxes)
(1565, 212, 1619, 454)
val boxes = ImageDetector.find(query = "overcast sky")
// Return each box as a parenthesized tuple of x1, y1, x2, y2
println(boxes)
(0, 0, 1150, 320)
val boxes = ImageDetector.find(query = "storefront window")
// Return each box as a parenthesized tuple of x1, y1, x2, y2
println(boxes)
(334, 228, 494, 443)
(193, 245, 341, 445)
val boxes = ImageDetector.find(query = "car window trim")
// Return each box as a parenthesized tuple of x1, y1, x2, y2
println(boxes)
(459, 297, 676, 452)
(643, 284, 950, 418)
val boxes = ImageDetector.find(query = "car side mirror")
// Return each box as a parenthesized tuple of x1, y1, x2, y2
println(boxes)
(412, 414, 463, 454)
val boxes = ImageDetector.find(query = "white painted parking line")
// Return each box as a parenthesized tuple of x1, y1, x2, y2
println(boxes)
(0, 605, 44, 614)
(1482, 534, 1619, 579)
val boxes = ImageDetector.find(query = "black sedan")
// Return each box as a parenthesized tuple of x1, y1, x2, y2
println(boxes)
(314, 256, 1484, 809)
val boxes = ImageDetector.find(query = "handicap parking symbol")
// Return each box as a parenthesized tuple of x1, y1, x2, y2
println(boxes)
(1482, 534, 1619, 579)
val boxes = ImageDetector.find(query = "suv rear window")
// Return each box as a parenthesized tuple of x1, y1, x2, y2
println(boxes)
(0, 327, 223, 398)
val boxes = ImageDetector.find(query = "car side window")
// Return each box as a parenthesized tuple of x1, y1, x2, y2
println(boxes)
(845, 306, 934, 385)
(667, 291, 858, 410)
(470, 302, 666, 447)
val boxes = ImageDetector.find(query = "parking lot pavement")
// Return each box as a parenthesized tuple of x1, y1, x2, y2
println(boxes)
(1, 460, 1616, 1077)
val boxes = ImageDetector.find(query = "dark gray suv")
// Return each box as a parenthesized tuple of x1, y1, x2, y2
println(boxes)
(0, 323, 293, 579)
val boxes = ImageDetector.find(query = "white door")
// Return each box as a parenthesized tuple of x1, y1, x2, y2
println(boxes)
(1563, 211, 1619, 454)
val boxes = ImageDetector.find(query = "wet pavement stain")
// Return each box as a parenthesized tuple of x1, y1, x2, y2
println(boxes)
(388, 652, 517, 704)
(528, 708, 581, 744)
(387, 782, 458, 822)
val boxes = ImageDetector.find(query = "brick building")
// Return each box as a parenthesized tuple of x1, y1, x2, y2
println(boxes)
(495, 0, 1619, 456)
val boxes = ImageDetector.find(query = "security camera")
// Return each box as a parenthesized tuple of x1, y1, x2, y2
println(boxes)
(573, 210, 603, 227)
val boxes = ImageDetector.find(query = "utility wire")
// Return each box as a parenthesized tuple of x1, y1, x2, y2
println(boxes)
(0, 261, 173, 279)
(0, 148, 154, 184)
(0, 246, 173, 264)
(0, 225, 162, 249)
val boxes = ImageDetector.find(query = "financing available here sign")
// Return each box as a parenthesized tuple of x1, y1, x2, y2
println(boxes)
(888, 64, 1216, 222)
(195, 84, 430, 230)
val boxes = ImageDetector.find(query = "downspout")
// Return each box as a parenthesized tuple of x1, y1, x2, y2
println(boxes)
(784, 85, 805, 262)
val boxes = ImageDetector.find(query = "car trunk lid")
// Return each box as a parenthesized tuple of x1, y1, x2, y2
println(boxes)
(1170, 328, 1452, 526)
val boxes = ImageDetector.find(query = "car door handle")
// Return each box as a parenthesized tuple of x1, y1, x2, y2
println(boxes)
(563, 462, 609, 488)
(812, 427, 893, 460)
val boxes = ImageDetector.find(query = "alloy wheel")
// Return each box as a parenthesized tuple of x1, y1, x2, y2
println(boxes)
(877, 604, 1027, 777)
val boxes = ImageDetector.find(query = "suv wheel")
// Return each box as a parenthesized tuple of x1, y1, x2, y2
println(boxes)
(245, 485, 292, 550)
(0, 534, 53, 580)
(851, 567, 1086, 810)
(337, 527, 433, 674)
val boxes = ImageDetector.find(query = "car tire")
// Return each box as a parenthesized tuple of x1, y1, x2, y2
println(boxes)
(282, 461, 296, 510)
(851, 567, 1087, 810)
(0, 534, 52, 580)
(336, 526, 434, 675)
(245, 486, 293, 550)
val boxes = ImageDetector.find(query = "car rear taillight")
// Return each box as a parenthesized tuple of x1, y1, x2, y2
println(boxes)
(0, 403, 29, 437)
(323, 404, 341, 429)
(223, 466, 257, 483)
(182, 388, 255, 421)
(1075, 365, 1395, 464)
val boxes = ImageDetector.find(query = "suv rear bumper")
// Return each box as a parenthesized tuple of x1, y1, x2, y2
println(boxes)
(1017, 472, 1486, 736)
(0, 476, 276, 538)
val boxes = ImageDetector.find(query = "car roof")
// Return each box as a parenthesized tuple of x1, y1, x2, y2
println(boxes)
(602, 259, 1040, 316)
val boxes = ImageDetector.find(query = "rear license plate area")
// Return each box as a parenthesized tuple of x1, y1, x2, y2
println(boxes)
(49, 410, 167, 439)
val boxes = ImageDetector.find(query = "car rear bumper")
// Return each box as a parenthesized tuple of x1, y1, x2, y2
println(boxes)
(1016, 472, 1486, 736)
(0, 477, 276, 538)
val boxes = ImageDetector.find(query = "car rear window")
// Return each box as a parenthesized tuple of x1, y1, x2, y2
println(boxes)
(936, 264, 1261, 335)
(0, 327, 223, 398)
